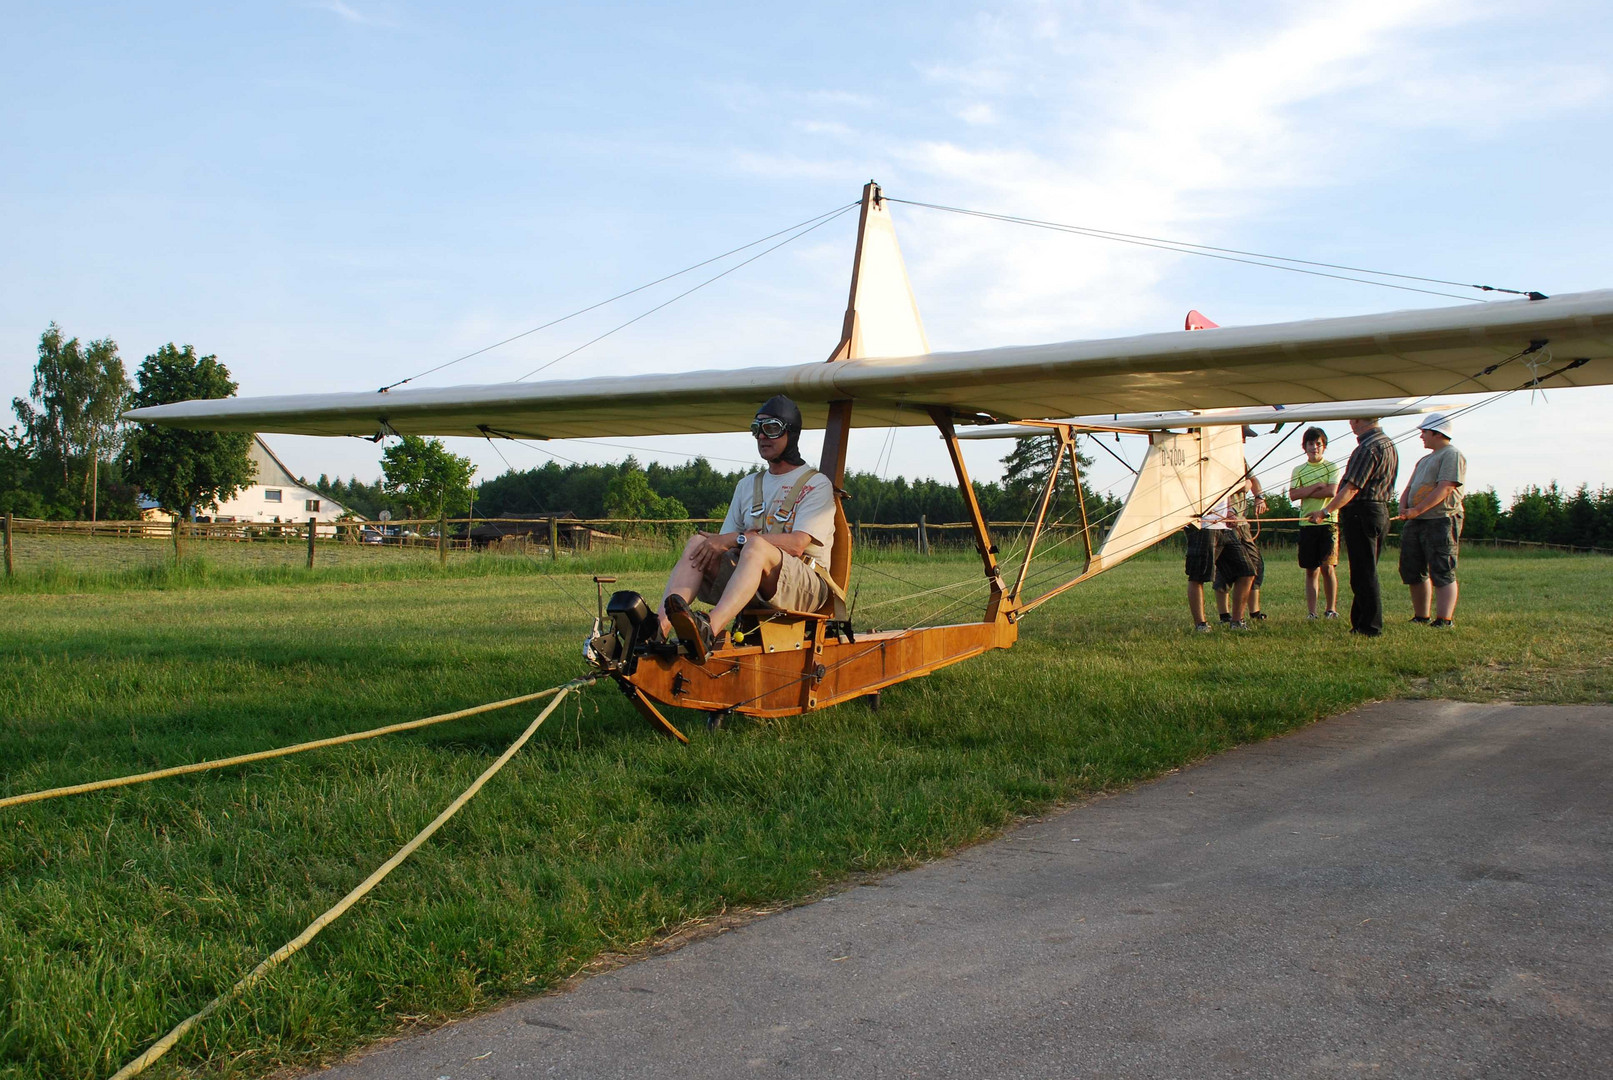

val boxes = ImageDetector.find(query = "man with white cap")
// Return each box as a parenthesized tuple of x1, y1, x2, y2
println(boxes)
(1395, 412, 1467, 627)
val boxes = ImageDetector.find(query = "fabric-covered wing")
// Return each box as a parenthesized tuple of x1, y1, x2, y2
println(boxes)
(122, 290, 1613, 438)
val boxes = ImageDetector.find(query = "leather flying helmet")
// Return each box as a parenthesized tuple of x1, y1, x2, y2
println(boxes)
(755, 394, 806, 466)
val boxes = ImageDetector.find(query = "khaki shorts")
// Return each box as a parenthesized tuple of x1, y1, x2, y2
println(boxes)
(697, 548, 831, 613)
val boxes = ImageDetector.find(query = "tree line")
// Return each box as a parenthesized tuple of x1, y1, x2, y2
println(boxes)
(309, 437, 1124, 527)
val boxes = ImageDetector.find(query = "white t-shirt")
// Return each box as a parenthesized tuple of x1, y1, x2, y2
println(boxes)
(720, 464, 836, 563)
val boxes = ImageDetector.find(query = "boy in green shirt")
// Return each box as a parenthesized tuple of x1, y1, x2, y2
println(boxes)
(1289, 426, 1340, 619)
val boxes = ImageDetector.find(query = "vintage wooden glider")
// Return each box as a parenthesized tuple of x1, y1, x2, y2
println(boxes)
(125, 183, 1613, 739)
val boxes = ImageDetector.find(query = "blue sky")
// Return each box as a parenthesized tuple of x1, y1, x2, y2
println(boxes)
(4, 0, 1610, 507)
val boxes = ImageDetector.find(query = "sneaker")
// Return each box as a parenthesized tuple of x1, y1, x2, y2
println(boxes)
(1323, 610, 1339, 619)
(1219, 613, 1233, 624)
(1409, 616, 1431, 624)
(1430, 618, 1454, 629)
(1306, 612, 1319, 621)
(1228, 620, 1249, 631)
(1250, 611, 1268, 621)
(665, 595, 716, 665)
(1194, 621, 1212, 633)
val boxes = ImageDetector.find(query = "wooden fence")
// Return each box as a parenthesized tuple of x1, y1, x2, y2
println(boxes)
(2, 511, 1608, 578)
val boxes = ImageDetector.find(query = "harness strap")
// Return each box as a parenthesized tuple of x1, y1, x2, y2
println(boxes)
(750, 467, 820, 534)
(748, 467, 846, 618)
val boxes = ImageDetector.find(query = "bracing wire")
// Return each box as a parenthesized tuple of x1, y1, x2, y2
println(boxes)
(379, 202, 859, 392)
(883, 197, 1532, 304)
(515, 203, 860, 381)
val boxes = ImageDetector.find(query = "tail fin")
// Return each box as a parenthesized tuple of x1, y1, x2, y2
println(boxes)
(1084, 425, 1244, 576)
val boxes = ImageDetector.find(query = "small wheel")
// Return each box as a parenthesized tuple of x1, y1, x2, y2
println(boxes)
(864, 692, 881, 712)
(707, 709, 732, 731)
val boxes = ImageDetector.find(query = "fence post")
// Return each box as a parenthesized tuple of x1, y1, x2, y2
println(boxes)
(549, 516, 559, 560)
(438, 511, 448, 565)
(917, 514, 929, 555)
(855, 519, 863, 548)
(307, 517, 317, 568)
(3, 512, 12, 577)
(172, 517, 184, 560)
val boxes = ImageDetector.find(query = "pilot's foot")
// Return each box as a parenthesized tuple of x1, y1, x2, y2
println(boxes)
(665, 595, 715, 665)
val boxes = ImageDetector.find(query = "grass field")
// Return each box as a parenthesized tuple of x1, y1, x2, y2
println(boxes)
(2, 544, 1610, 1079)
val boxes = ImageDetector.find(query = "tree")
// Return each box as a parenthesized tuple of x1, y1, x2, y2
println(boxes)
(0, 425, 55, 518)
(12, 323, 128, 517)
(381, 436, 476, 519)
(122, 345, 255, 549)
(1462, 489, 1501, 539)
(1001, 433, 1098, 517)
(604, 463, 688, 519)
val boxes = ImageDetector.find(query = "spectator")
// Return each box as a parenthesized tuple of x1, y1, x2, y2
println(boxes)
(1199, 461, 1265, 629)
(1289, 426, 1340, 619)
(1307, 417, 1399, 636)
(1395, 413, 1466, 627)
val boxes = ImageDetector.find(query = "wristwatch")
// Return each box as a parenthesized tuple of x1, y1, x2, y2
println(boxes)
(735, 532, 748, 548)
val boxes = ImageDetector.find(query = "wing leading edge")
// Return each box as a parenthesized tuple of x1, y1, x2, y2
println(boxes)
(122, 289, 1613, 439)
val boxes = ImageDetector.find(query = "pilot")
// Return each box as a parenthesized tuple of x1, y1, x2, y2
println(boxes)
(658, 395, 836, 663)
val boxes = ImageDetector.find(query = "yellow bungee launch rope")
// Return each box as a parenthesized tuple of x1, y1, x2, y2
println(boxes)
(1, 685, 576, 810)
(108, 676, 594, 1080)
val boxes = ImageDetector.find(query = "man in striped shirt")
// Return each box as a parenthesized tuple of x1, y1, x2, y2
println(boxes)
(1306, 417, 1399, 637)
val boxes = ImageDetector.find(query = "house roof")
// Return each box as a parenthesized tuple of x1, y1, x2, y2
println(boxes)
(249, 436, 302, 488)
(248, 436, 353, 517)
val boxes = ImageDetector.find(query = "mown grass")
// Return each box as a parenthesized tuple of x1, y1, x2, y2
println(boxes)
(0, 533, 683, 594)
(2, 546, 1610, 1079)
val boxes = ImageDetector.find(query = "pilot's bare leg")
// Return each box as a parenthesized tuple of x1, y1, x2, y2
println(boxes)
(658, 533, 711, 637)
(708, 538, 784, 634)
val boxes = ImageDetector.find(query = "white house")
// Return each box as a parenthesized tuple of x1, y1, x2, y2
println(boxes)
(201, 436, 355, 531)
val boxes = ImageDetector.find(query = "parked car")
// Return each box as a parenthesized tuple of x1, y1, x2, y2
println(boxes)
(360, 525, 417, 545)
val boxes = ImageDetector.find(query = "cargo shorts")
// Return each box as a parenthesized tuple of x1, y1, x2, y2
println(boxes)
(1398, 516, 1459, 587)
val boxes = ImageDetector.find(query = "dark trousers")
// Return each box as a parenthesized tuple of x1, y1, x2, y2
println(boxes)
(1340, 501, 1389, 635)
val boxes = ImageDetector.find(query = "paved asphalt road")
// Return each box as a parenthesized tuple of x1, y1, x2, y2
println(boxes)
(309, 701, 1611, 1079)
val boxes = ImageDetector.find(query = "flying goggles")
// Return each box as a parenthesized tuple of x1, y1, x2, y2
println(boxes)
(750, 416, 789, 438)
